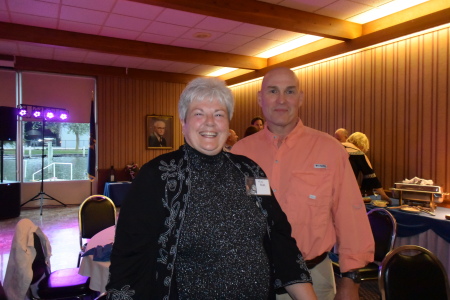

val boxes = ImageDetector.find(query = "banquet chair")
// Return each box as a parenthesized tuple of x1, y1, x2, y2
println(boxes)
(0, 281, 6, 300)
(78, 194, 117, 267)
(29, 232, 96, 299)
(331, 207, 397, 281)
(379, 245, 450, 300)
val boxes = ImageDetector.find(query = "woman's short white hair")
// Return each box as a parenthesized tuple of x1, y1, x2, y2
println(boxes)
(178, 77, 234, 121)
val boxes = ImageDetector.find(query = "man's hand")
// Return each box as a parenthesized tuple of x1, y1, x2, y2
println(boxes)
(334, 277, 360, 300)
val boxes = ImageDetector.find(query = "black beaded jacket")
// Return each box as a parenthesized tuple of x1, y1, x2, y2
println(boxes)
(106, 145, 312, 300)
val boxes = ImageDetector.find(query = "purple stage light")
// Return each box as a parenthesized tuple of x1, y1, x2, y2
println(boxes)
(18, 105, 67, 120)
(45, 111, 55, 119)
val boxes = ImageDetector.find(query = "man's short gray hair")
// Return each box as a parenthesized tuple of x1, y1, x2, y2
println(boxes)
(178, 77, 234, 121)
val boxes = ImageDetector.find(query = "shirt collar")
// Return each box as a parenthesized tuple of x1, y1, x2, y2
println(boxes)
(263, 118, 305, 148)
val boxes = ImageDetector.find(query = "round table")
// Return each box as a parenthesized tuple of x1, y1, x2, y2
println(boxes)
(78, 225, 115, 293)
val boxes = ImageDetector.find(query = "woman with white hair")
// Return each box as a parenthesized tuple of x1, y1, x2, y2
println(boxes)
(104, 77, 316, 299)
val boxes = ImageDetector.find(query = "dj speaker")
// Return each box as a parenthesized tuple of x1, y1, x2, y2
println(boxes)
(0, 182, 21, 219)
(0, 106, 17, 141)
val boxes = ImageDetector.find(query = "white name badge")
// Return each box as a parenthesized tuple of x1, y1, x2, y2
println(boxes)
(255, 178, 271, 195)
(246, 177, 271, 196)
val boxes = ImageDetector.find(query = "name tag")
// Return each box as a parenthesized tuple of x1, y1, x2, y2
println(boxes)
(246, 177, 271, 196)
(255, 179, 271, 195)
(314, 164, 327, 169)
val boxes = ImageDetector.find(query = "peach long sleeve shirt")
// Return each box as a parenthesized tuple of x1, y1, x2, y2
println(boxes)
(232, 120, 374, 272)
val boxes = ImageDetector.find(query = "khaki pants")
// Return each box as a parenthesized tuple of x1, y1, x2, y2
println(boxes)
(276, 256, 336, 300)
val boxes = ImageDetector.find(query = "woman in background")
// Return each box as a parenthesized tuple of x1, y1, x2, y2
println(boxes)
(244, 125, 259, 137)
(343, 132, 391, 203)
(251, 116, 265, 130)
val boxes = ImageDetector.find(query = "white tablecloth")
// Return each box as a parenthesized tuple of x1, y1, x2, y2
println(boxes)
(78, 226, 115, 293)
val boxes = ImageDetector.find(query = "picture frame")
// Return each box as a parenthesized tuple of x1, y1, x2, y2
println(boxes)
(146, 115, 174, 149)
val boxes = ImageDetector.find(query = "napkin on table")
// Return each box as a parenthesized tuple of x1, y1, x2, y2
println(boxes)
(402, 177, 434, 185)
(81, 242, 113, 262)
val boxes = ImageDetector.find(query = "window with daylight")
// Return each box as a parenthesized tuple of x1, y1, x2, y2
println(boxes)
(0, 69, 95, 182)
(21, 121, 90, 182)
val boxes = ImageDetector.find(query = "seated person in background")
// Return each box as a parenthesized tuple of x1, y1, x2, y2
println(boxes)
(244, 125, 259, 137)
(223, 129, 238, 152)
(251, 116, 265, 130)
(343, 132, 392, 203)
(334, 128, 349, 142)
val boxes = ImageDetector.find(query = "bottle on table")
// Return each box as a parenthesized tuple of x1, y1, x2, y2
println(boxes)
(109, 166, 115, 182)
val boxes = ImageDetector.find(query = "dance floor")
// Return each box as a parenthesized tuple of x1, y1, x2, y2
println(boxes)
(0, 205, 380, 299)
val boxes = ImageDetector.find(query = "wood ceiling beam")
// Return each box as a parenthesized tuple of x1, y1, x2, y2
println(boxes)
(225, 7, 450, 85)
(129, 0, 362, 40)
(14, 56, 200, 84)
(0, 22, 266, 70)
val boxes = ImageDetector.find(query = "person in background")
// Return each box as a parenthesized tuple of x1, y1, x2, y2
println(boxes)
(232, 67, 374, 300)
(244, 125, 259, 137)
(343, 132, 392, 203)
(148, 119, 167, 147)
(223, 128, 238, 152)
(105, 77, 317, 300)
(251, 116, 265, 130)
(334, 128, 348, 143)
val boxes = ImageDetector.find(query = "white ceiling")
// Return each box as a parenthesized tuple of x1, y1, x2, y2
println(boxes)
(0, 0, 431, 78)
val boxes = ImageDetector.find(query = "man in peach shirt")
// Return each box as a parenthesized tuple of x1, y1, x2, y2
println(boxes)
(232, 67, 374, 300)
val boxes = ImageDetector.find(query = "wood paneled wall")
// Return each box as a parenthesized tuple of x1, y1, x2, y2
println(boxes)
(97, 76, 186, 181)
(229, 80, 263, 138)
(94, 25, 449, 201)
(231, 25, 450, 199)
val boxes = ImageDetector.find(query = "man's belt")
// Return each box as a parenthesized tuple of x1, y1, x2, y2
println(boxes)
(305, 251, 328, 269)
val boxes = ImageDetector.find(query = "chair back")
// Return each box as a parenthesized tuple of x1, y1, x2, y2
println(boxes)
(78, 195, 116, 248)
(367, 208, 397, 262)
(379, 245, 450, 300)
(31, 232, 50, 284)
(0, 281, 6, 300)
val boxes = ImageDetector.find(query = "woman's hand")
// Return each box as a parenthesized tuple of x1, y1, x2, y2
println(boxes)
(377, 188, 392, 204)
(285, 283, 318, 300)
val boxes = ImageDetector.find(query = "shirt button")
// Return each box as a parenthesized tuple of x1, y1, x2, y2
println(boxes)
(273, 189, 277, 192)
(275, 160, 279, 163)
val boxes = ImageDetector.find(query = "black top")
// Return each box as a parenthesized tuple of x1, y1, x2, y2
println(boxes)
(175, 145, 270, 298)
(344, 145, 382, 191)
(106, 144, 312, 300)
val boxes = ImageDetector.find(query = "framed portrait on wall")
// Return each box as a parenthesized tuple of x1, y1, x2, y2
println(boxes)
(146, 115, 174, 149)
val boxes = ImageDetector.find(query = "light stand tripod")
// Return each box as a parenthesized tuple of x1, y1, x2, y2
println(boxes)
(21, 118, 66, 215)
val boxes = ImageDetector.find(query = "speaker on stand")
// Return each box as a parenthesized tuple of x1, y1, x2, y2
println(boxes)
(0, 106, 17, 141)
(0, 106, 21, 219)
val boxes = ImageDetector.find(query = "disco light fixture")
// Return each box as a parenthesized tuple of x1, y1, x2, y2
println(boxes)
(17, 104, 69, 120)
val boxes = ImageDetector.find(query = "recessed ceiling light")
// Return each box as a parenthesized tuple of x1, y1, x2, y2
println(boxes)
(193, 32, 212, 39)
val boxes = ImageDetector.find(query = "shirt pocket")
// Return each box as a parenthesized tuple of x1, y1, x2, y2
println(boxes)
(289, 170, 333, 230)
(290, 170, 333, 208)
